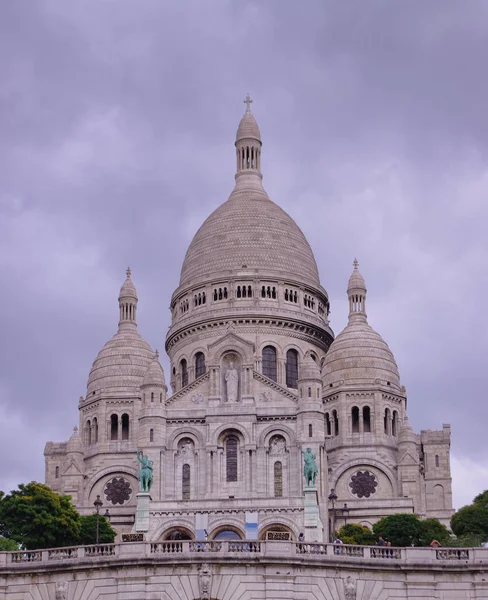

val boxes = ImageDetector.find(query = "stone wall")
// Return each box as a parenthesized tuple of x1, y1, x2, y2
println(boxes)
(1, 540, 487, 599)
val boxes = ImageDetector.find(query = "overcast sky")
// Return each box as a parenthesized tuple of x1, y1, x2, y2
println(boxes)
(1, 0, 487, 511)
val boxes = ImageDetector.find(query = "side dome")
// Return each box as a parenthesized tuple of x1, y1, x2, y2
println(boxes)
(142, 352, 167, 388)
(86, 269, 155, 396)
(322, 261, 401, 391)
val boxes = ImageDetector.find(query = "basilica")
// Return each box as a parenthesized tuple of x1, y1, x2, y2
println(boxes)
(44, 99, 453, 544)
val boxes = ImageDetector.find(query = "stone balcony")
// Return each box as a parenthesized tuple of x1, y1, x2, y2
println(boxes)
(0, 540, 482, 572)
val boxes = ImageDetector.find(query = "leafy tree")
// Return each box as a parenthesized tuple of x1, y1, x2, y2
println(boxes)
(373, 514, 422, 547)
(337, 524, 376, 545)
(451, 504, 488, 541)
(0, 537, 19, 551)
(0, 482, 81, 549)
(417, 518, 450, 546)
(79, 514, 116, 545)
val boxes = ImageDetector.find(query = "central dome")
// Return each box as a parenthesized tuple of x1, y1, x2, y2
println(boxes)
(179, 186, 320, 289)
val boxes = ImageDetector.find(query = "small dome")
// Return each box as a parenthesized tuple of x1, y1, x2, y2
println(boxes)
(87, 329, 154, 396)
(236, 112, 261, 143)
(67, 426, 83, 453)
(322, 319, 401, 390)
(119, 267, 137, 300)
(398, 416, 417, 445)
(142, 353, 167, 388)
(348, 259, 366, 293)
(299, 355, 321, 381)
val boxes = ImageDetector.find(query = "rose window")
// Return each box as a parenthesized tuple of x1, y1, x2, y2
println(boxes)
(104, 477, 132, 505)
(349, 470, 378, 498)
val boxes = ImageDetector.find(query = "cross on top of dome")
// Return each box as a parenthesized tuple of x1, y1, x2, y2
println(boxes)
(126, 266, 132, 278)
(353, 258, 359, 269)
(243, 94, 253, 113)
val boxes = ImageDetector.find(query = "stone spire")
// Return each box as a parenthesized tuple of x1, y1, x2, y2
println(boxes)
(118, 267, 138, 330)
(235, 95, 263, 184)
(347, 259, 367, 322)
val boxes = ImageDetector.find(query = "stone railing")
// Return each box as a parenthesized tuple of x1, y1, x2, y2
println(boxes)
(0, 541, 481, 569)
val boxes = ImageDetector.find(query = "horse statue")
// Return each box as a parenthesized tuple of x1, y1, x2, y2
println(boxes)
(301, 447, 318, 487)
(136, 449, 153, 493)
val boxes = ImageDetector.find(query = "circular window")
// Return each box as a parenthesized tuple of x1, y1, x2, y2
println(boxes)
(349, 470, 378, 498)
(104, 477, 132, 505)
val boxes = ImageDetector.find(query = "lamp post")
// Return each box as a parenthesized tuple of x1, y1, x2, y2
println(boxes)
(104, 508, 111, 521)
(342, 503, 350, 527)
(328, 488, 338, 542)
(93, 495, 103, 545)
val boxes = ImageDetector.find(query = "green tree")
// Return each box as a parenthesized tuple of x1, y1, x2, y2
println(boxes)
(0, 482, 81, 549)
(451, 504, 488, 541)
(417, 518, 450, 546)
(337, 523, 376, 545)
(373, 514, 422, 547)
(0, 537, 19, 551)
(79, 514, 116, 545)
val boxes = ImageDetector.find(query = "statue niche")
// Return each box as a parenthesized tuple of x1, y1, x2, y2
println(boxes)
(223, 353, 240, 403)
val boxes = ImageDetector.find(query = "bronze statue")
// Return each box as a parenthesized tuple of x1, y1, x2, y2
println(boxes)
(136, 450, 153, 492)
(301, 447, 318, 487)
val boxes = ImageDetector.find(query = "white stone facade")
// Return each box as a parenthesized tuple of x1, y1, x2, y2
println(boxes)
(44, 101, 453, 550)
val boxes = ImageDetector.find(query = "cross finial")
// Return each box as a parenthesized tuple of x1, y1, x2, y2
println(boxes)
(353, 258, 359, 269)
(155, 349, 159, 359)
(126, 266, 131, 278)
(243, 94, 253, 113)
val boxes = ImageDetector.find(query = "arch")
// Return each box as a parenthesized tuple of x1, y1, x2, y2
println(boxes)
(93, 417, 98, 443)
(262, 345, 277, 382)
(435, 454, 440, 468)
(384, 408, 391, 435)
(167, 427, 206, 450)
(149, 428, 154, 442)
(180, 358, 188, 387)
(55, 466, 59, 479)
(352, 406, 360, 433)
(225, 434, 238, 482)
(257, 423, 296, 448)
(182, 464, 191, 500)
(208, 525, 244, 541)
(308, 423, 313, 437)
(121, 413, 130, 440)
(392, 410, 399, 437)
(86, 466, 139, 499)
(158, 525, 194, 541)
(285, 348, 299, 388)
(274, 461, 283, 497)
(363, 406, 371, 433)
(110, 414, 118, 441)
(330, 458, 398, 494)
(259, 523, 294, 541)
(212, 422, 251, 446)
(325, 412, 331, 436)
(333, 409, 339, 436)
(86, 419, 92, 446)
(433, 484, 445, 509)
(258, 516, 299, 540)
(195, 352, 206, 378)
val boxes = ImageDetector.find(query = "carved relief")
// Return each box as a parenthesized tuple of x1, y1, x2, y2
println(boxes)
(198, 563, 212, 600)
(269, 435, 286, 455)
(260, 390, 272, 402)
(349, 470, 378, 498)
(104, 477, 132, 505)
(192, 393, 204, 404)
(177, 438, 195, 457)
(344, 576, 356, 600)
(54, 582, 68, 600)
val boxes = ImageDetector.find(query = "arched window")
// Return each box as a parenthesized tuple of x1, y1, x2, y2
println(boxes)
(363, 406, 371, 433)
(55, 466, 59, 479)
(325, 413, 331, 436)
(110, 414, 118, 440)
(181, 359, 188, 387)
(262, 346, 277, 382)
(274, 461, 283, 497)
(333, 410, 339, 435)
(160, 393, 163, 403)
(285, 349, 298, 388)
(151, 392, 154, 402)
(352, 406, 360, 433)
(384, 408, 390, 435)
(93, 417, 98, 443)
(308, 424, 313, 437)
(226, 435, 238, 482)
(392, 411, 398, 437)
(150, 429, 154, 442)
(87, 420, 92, 446)
(195, 352, 206, 377)
(182, 464, 191, 500)
(435, 454, 440, 468)
(308, 387, 312, 398)
(121, 413, 129, 440)
(237, 286, 242, 298)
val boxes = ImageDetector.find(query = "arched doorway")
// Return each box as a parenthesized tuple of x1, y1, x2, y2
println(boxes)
(259, 524, 294, 541)
(209, 525, 244, 541)
(160, 526, 194, 541)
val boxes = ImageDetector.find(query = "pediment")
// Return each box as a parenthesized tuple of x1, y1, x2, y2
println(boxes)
(398, 450, 418, 466)
(166, 371, 210, 407)
(62, 460, 82, 476)
(207, 330, 255, 361)
(253, 371, 298, 404)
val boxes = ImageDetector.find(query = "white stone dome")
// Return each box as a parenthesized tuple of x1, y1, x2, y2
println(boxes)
(322, 320, 400, 390)
(236, 111, 261, 142)
(179, 187, 320, 289)
(87, 329, 155, 396)
(142, 353, 167, 388)
(322, 261, 400, 391)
